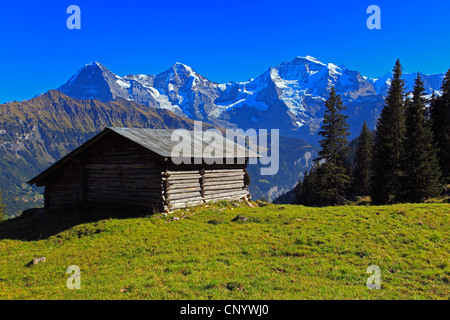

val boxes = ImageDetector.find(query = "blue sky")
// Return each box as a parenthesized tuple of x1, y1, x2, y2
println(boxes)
(0, 0, 449, 102)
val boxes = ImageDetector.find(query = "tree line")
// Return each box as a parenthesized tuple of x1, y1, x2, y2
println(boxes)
(296, 60, 450, 206)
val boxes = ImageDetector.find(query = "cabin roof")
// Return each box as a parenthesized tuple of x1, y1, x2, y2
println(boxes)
(28, 127, 260, 186)
(108, 127, 260, 159)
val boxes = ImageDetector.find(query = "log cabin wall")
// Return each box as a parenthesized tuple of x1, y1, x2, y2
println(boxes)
(81, 135, 164, 210)
(164, 162, 250, 210)
(163, 166, 203, 210)
(43, 160, 82, 210)
(31, 128, 256, 213)
(203, 165, 249, 203)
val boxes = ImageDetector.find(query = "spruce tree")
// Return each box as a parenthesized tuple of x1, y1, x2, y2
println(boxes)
(430, 68, 450, 183)
(402, 74, 442, 202)
(295, 171, 307, 205)
(313, 87, 350, 206)
(298, 171, 307, 205)
(426, 90, 436, 123)
(301, 167, 318, 206)
(372, 59, 406, 204)
(352, 121, 373, 196)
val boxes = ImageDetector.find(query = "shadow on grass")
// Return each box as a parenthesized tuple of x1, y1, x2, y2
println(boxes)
(0, 203, 158, 242)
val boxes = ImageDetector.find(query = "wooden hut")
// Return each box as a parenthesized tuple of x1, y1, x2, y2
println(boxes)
(28, 127, 259, 212)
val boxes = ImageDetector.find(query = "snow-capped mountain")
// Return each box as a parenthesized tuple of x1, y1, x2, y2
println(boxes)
(59, 61, 221, 120)
(58, 57, 445, 142)
(213, 56, 383, 141)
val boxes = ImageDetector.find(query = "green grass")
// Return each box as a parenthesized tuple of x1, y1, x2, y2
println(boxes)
(0, 202, 448, 299)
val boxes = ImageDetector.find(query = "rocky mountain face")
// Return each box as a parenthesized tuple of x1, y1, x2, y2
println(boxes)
(58, 56, 445, 143)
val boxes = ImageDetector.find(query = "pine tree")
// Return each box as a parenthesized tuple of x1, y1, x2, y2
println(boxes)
(0, 191, 6, 222)
(402, 74, 442, 202)
(372, 59, 406, 204)
(300, 167, 319, 206)
(298, 171, 308, 205)
(352, 121, 373, 196)
(306, 167, 320, 206)
(426, 90, 436, 123)
(295, 171, 306, 205)
(430, 68, 450, 183)
(312, 87, 350, 206)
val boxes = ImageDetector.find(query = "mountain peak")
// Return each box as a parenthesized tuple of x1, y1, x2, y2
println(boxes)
(293, 55, 326, 66)
(67, 61, 111, 82)
(170, 62, 196, 75)
(58, 61, 121, 102)
(85, 61, 101, 67)
(83, 61, 110, 71)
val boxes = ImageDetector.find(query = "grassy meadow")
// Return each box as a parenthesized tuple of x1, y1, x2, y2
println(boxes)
(0, 201, 448, 299)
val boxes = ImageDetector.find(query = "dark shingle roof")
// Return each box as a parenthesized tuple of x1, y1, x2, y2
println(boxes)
(109, 127, 260, 159)
(29, 127, 260, 185)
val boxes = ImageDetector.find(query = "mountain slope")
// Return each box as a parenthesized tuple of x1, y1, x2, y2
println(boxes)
(247, 134, 318, 201)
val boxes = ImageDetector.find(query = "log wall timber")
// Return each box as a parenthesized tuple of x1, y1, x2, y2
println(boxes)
(203, 167, 248, 200)
(165, 163, 249, 210)
(164, 167, 202, 210)
(82, 136, 163, 209)
(43, 133, 165, 211)
(44, 161, 82, 210)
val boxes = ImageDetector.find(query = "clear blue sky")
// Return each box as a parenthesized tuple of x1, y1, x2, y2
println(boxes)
(0, 0, 449, 103)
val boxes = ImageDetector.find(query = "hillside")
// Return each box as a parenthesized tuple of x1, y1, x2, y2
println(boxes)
(0, 202, 448, 299)
(247, 135, 318, 201)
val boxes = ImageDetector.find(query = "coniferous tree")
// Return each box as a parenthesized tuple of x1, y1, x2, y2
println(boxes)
(430, 68, 450, 183)
(298, 171, 308, 205)
(426, 90, 436, 123)
(352, 121, 373, 196)
(402, 74, 442, 202)
(312, 87, 350, 206)
(300, 167, 319, 206)
(372, 60, 406, 204)
(295, 178, 302, 205)
(295, 171, 306, 205)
